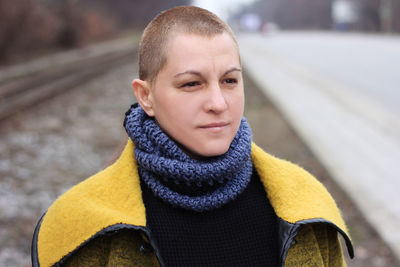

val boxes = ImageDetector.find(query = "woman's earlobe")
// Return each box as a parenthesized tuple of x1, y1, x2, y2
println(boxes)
(132, 79, 155, 116)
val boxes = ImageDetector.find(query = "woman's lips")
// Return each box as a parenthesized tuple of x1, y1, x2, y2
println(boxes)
(199, 122, 229, 132)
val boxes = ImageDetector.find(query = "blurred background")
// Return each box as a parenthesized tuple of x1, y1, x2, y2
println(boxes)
(0, 0, 399, 266)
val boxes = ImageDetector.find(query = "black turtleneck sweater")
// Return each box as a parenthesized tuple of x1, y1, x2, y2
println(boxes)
(140, 169, 280, 267)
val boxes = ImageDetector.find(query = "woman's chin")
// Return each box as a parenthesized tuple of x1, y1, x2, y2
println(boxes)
(173, 136, 233, 159)
(186, 145, 230, 160)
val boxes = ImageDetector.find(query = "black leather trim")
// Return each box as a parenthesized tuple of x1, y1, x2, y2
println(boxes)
(32, 221, 165, 267)
(277, 218, 301, 267)
(296, 218, 354, 259)
(277, 218, 354, 267)
(53, 224, 165, 267)
(31, 212, 46, 267)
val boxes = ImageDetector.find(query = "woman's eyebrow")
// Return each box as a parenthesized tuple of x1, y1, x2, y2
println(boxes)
(174, 67, 241, 78)
(174, 70, 202, 78)
(223, 67, 242, 76)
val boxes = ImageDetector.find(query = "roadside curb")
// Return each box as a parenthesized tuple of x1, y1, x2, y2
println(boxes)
(239, 35, 400, 262)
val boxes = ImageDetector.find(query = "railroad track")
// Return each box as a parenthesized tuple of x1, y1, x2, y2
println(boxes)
(0, 39, 137, 121)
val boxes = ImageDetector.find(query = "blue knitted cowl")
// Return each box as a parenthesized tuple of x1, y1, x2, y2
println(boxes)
(124, 103, 253, 212)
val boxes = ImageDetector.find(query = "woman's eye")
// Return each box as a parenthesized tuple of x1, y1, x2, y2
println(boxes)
(223, 78, 238, 84)
(182, 81, 200, 87)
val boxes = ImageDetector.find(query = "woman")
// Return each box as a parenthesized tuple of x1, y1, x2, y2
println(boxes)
(32, 6, 353, 267)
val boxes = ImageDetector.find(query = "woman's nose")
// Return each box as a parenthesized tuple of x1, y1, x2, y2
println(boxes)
(205, 84, 228, 113)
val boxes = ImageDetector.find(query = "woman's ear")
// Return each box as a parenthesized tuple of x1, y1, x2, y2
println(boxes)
(132, 79, 155, 117)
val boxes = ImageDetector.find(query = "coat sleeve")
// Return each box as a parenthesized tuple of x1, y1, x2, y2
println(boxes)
(312, 223, 347, 267)
(62, 235, 111, 267)
(62, 230, 159, 267)
(284, 224, 346, 267)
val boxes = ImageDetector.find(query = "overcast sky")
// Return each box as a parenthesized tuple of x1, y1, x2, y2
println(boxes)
(192, 0, 256, 20)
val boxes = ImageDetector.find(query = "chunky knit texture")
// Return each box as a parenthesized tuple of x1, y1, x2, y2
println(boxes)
(141, 169, 280, 267)
(124, 103, 253, 212)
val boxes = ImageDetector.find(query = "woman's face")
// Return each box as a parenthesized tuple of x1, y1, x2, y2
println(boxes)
(145, 33, 244, 157)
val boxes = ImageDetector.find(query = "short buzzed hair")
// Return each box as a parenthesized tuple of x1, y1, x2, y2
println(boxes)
(138, 6, 239, 84)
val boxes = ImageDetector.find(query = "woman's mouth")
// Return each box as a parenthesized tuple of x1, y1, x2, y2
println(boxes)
(199, 122, 229, 132)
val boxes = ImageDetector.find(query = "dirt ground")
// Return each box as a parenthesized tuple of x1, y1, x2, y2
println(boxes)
(0, 56, 398, 266)
(0, 61, 137, 266)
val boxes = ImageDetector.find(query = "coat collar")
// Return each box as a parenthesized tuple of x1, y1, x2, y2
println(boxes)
(36, 140, 350, 266)
(251, 143, 348, 231)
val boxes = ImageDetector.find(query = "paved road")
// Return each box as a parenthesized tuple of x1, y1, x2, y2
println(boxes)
(238, 31, 400, 261)
(241, 32, 400, 115)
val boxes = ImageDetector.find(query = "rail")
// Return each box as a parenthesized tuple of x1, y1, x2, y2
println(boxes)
(0, 36, 138, 121)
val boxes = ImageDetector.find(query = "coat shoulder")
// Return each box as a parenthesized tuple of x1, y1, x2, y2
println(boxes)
(251, 143, 348, 232)
(34, 140, 147, 267)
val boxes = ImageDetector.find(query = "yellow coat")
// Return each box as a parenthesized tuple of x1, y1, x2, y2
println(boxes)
(32, 140, 353, 266)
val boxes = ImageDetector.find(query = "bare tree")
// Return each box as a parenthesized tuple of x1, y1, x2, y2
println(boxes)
(0, 0, 190, 64)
